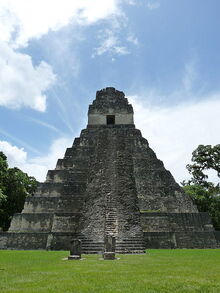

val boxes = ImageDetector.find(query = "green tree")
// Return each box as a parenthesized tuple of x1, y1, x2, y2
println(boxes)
(183, 144, 220, 231)
(0, 152, 8, 195)
(0, 153, 38, 231)
(183, 184, 220, 230)
(186, 144, 220, 187)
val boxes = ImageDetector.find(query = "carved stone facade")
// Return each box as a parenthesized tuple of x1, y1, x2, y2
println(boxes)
(0, 87, 218, 252)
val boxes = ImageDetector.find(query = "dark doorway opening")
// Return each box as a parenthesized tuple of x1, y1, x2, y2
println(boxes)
(107, 115, 115, 125)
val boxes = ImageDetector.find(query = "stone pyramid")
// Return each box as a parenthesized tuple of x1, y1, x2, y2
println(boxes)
(0, 87, 218, 252)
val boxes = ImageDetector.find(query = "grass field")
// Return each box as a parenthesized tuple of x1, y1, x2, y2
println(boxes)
(0, 249, 220, 293)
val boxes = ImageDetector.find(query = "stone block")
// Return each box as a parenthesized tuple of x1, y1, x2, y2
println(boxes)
(103, 252, 116, 260)
(69, 239, 81, 257)
(104, 235, 116, 252)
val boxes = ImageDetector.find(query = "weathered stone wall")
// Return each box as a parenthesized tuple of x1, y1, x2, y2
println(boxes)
(141, 212, 214, 232)
(88, 113, 133, 125)
(142, 212, 218, 248)
(22, 197, 84, 213)
(89, 87, 133, 115)
(214, 231, 220, 245)
(132, 132, 197, 213)
(35, 182, 86, 197)
(88, 87, 134, 126)
(23, 197, 59, 213)
(4, 233, 48, 250)
(9, 213, 54, 232)
(51, 213, 81, 233)
(0, 233, 7, 249)
(78, 126, 143, 243)
(143, 231, 217, 249)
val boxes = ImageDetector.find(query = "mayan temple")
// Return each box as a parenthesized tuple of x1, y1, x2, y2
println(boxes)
(0, 87, 218, 252)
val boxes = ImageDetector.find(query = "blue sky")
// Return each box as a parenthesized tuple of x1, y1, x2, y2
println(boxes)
(0, 0, 220, 183)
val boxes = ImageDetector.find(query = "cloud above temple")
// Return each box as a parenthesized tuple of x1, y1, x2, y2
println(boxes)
(0, 42, 56, 111)
(130, 94, 220, 183)
(0, 137, 73, 181)
(92, 29, 131, 58)
(0, 0, 121, 47)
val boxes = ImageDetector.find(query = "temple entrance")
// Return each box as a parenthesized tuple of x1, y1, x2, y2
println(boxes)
(107, 115, 115, 125)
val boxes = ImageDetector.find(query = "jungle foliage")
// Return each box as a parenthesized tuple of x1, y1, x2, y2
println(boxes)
(182, 144, 220, 230)
(0, 152, 38, 231)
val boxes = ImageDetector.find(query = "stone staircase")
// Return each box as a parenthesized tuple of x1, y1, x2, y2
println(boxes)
(103, 194, 145, 254)
(105, 196, 118, 236)
(105, 210, 118, 235)
(79, 236, 104, 254)
(116, 236, 146, 254)
(100, 130, 146, 254)
(79, 236, 145, 254)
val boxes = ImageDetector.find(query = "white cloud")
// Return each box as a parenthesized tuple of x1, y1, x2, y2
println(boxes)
(28, 118, 63, 134)
(0, 137, 73, 182)
(0, 127, 41, 154)
(182, 61, 198, 93)
(0, 141, 27, 165)
(0, 42, 56, 111)
(0, 0, 124, 111)
(124, 0, 137, 5)
(127, 34, 139, 46)
(129, 94, 220, 184)
(0, 0, 121, 48)
(146, 1, 160, 10)
(26, 137, 73, 181)
(92, 29, 130, 57)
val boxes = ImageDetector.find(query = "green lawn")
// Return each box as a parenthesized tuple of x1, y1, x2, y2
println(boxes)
(0, 250, 220, 293)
